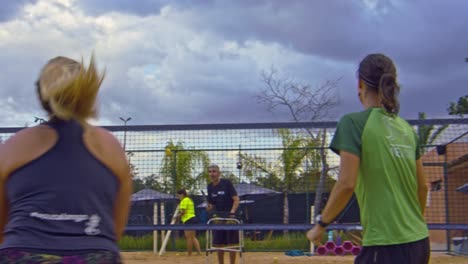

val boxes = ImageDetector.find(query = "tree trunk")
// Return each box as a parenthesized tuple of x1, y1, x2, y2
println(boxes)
(313, 129, 329, 219)
(283, 190, 289, 237)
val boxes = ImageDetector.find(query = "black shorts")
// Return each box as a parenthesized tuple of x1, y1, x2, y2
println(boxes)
(213, 230, 239, 246)
(184, 217, 199, 225)
(355, 237, 430, 264)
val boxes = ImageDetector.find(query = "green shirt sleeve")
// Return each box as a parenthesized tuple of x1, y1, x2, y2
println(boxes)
(330, 111, 370, 157)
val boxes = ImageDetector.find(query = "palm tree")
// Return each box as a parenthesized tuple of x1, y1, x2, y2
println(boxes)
(240, 128, 326, 235)
(160, 141, 211, 194)
(417, 112, 448, 154)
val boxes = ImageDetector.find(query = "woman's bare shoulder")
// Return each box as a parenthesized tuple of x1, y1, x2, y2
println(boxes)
(84, 125, 129, 179)
(86, 126, 125, 156)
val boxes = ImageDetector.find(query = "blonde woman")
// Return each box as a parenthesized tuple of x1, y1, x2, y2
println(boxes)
(0, 56, 132, 263)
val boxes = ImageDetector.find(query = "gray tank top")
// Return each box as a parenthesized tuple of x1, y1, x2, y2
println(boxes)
(0, 119, 119, 253)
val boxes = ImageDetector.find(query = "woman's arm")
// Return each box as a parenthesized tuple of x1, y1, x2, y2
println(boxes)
(177, 209, 186, 219)
(113, 171, 132, 240)
(416, 159, 428, 215)
(307, 151, 360, 244)
(0, 137, 11, 243)
(0, 182, 8, 244)
(92, 128, 132, 241)
(320, 151, 360, 224)
(177, 198, 188, 219)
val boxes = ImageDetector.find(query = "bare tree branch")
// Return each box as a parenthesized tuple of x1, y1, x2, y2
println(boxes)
(258, 66, 340, 124)
(257, 66, 341, 217)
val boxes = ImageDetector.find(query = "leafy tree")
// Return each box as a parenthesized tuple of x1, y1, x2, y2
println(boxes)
(417, 112, 448, 153)
(240, 128, 333, 233)
(131, 174, 165, 193)
(160, 141, 210, 194)
(447, 95, 468, 117)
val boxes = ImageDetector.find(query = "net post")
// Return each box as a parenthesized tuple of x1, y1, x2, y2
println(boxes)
(153, 202, 158, 254)
(161, 202, 166, 250)
(443, 155, 451, 253)
(310, 205, 315, 254)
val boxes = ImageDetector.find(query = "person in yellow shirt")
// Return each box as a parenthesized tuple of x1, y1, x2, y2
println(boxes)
(177, 189, 202, 256)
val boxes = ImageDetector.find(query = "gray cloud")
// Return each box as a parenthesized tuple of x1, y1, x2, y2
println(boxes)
(377, 0, 468, 76)
(182, 1, 376, 62)
(0, 0, 467, 128)
(76, 0, 168, 16)
(0, 0, 37, 22)
(158, 0, 468, 119)
(76, 0, 216, 16)
(401, 68, 468, 118)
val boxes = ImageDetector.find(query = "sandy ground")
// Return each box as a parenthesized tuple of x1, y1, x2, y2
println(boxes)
(122, 251, 467, 264)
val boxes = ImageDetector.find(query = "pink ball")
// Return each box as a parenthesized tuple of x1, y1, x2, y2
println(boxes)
(316, 246, 328, 256)
(325, 241, 336, 251)
(351, 246, 362, 256)
(334, 246, 345, 256)
(342, 241, 354, 251)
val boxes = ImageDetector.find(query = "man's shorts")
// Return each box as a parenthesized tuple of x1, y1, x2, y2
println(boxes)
(213, 230, 239, 246)
(354, 237, 430, 264)
(211, 213, 240, 246)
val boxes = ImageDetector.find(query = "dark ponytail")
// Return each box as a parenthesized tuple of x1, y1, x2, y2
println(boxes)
(378, 73, 400, 114)
(358, 53, 400, 115)
(177, 188, 188, 196)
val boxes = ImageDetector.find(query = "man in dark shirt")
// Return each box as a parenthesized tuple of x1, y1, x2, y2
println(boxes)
(207, 164, 240, 264)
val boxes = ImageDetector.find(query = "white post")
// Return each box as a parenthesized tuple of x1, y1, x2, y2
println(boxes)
(159, 205, 180, 256)
(161, 202, 166, 247)
(310, 205, 315, 254)
(153, 202, 158, 254)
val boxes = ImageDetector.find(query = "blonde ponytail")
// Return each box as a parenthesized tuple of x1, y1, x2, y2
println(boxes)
(38, 55, 105, 121)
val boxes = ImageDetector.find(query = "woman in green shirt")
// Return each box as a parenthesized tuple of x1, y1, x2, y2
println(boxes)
(307, 53, 430, 264)
(177, 189, 202, 256)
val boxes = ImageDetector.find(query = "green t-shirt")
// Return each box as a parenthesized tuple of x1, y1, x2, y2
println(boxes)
(179, 197, 196, 223)
(331, 108, 428, 246)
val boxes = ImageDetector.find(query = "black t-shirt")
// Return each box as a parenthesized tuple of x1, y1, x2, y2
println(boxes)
(207, 179, 237, 212)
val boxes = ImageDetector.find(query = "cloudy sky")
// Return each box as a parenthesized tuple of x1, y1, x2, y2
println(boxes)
(0, 0, 467, 127)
